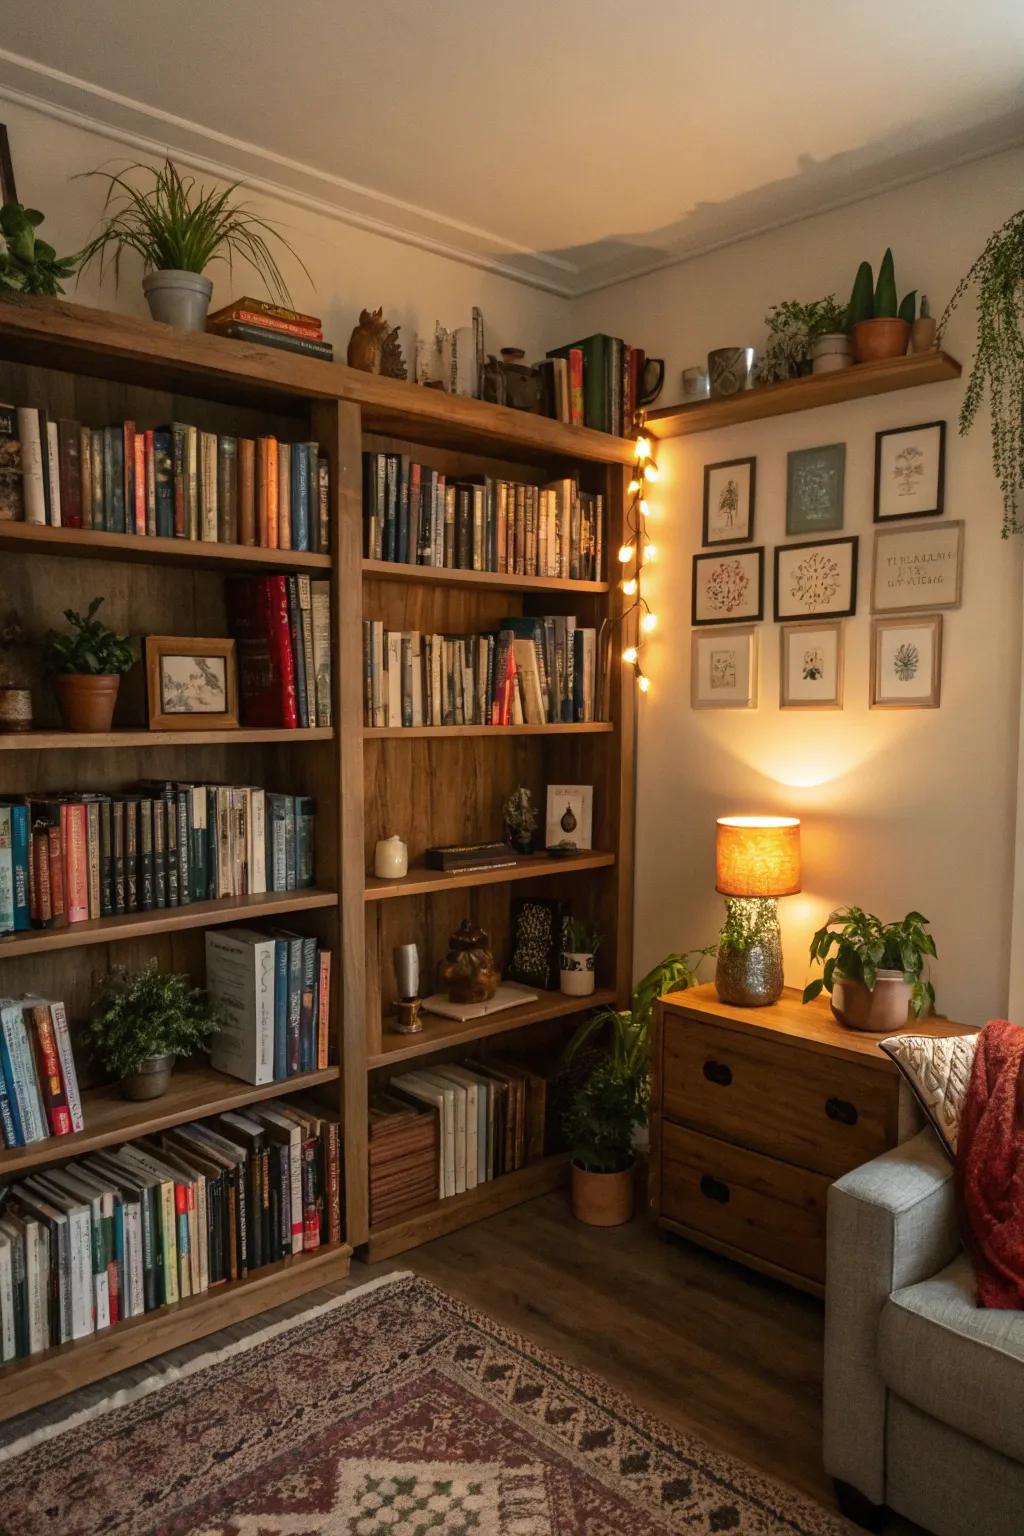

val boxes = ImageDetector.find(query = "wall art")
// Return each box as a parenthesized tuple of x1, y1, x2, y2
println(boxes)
(779, 620, 844, 709)
(545, 784, 593, 851)
(774, 536, 857, 620)
(691, 625, 758, 709)
(145, 636, 238, 730)
(870, 614, 942, 708)
(874, 420, 946, 522)
(871, 519, 963, 613)
(702, 456, 756, 545)
(692, 547, 764, 625)
(786, 443, 845, 534)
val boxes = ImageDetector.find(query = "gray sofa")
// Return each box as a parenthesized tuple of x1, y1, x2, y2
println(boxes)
(824, 1130, 1024, 1535)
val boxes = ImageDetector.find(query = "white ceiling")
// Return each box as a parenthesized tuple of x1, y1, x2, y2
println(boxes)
(2, 0, 1024, 295)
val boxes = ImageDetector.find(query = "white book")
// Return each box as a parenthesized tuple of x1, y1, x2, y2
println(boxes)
(297, 575, 317, 726)
(116, 1145, 181, 1305)
(310, 580, 332, 727)
(13, 1183, 71, 1342)
(200, 431, 218, 539)
(0, 1000, 47, 1143)
(512, 640, 546, 724)
(48, 998, 84, 1133)
(45, 419, 61, 525)
(393, 1072, 455, 1198)
(0, 1231, 13, 1362)
(249, 787, 267, 894)
(205, 928, 276, 1084)
(33, 1176, 94, 1339)
(386, 631, 402, 727)
(2, 1213, 47, 1354)
(429, 1066, 480, 1191)
(16, 408, 46, 524)
(123, 1193, 145, 1317)
(372, 619, 385, 727)
(44, 1167, 111, 1330)
(418, 1071, 467, 1194)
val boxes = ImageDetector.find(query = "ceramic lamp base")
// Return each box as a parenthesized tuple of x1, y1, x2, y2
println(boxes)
(715, 897, 784, 1007)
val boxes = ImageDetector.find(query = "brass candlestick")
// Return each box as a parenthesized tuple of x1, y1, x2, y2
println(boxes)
(391, 942, 424, 1034)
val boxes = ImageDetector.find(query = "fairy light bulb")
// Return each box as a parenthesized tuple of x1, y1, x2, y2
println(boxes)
(617, 543, 633, 564)
(627, 477, 641, 494)
(635, 435, 651, 461)
(641, 611, 658, 633)
(643, 542, 657, 562)
(639, 499, 649, 517)
(622, 645, 638, 665)
(644, 461, 659, 482)
(621, 577, 637, 596)
(638, 673, 651, 693)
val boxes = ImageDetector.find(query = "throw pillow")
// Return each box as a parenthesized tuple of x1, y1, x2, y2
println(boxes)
(880, 1031, 979, 1157)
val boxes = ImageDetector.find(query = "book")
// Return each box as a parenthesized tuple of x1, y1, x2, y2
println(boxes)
(207, 296, 323, 330)
(16, 408, 45, 524)
(0, 403, 22, 521)
(216, 322, 334, 360)
(226, 575, 300, 728)
(205, 928, 276, 1085)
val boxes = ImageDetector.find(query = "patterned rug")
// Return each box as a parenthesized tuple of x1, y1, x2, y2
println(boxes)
(0, 1272, 851, 1535)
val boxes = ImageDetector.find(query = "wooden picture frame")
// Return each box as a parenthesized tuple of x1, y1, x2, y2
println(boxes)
(779, 620, 844, 709)
(871, 520, 963, 613)
(692, 546, 765, 625)
(874, 420, 946, 522)
(0, 126, 17, 206)
(774, 536, 858, 621)
(702, 456, 756, 545)
(870, 614, 943, 709)
(786, 443, 845, 535)
(145, 636, 238, 730)
(691, 626, 758, 709)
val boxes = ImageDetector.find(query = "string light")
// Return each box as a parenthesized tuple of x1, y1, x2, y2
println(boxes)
(603, 415, 660, 695)
(621, 577, 638, 596)
(627, 478, 641, 495)
(641, 611, 657, 633)
(643, 543, 657, 562)
(644, 461, 659, 483)
(622, 645, 638, 664)
(617, 543, 633, 564)
(637, 673, 651, 693)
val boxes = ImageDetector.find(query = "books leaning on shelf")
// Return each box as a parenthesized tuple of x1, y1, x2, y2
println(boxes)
(0, 995, 83, 1149)
(545, 334, 647, 437)
(226, 574, 333, 730)
(362, 616, 598, 728)
(206, 297, 334, 362)
(362, 453, 603, 582)
(0, 1094, 341, 1361)
(205, 927, 332, 1085)
(0, 403, 330, 553)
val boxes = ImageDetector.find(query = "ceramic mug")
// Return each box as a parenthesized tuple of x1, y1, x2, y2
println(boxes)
(681, 366, 709, 401)
(707, 347, 756, 397)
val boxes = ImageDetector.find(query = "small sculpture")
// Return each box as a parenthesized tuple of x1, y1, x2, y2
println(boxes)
(503, 786, 539, 856)
(347, 307, 389, 373)
(380, 322, 407, 380)
(439, 919, 500, 1004)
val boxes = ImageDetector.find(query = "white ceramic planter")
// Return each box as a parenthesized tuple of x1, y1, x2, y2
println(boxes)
(831, 968, 913, 1033)
(560, 951, 596, 996)
(811, 333, 853, 374)
(142, 270, 213, 332)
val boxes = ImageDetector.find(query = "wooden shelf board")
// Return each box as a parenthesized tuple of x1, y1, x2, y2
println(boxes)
(0, 520, 332, 573)
(365, 850, 615, 902)
(362, 559, 609, 596)
(368, 987, 616, 1067)
(364, 721, 613, 739)
(363, 1153, 569, 1261)
(0, 1240, 352, 1424)
(647, 351, 962, 439)
(0, 1064, 340, 1178)
(0, 888, 338, 959)
(0, 726, 334, 751)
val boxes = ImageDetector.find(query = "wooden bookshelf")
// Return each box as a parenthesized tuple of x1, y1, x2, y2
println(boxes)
(0, 519, 332, 572)
(364, 850, 615, 901)
(0, 726, 334, 751)
(368, 987, 617, 1067)
(363, 721, 614, 740)
(361, 557, 609, 596)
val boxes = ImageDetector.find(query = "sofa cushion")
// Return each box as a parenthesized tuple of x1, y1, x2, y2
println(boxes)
(879, 1031, 978, 1156)
(879, 1251, 1024, 1464)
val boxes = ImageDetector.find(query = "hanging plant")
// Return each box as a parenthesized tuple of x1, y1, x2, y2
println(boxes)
(938, 210, 1024, 537)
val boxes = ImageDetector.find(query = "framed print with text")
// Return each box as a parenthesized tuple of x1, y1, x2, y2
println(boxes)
(773, 536, 858, 620)
(702, 456, 756, 545)
(692, 547, 764, 625)
(780, 620, 844, 709)
(691, 626, 758, 709)
(871, 520, 963, 613)
(874, 421, 946, 522)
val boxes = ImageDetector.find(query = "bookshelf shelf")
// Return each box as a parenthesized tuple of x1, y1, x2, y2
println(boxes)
(363, 721, 614, 740)
(0, 726, 334, 751)
(368, 988, 617, 1068)
(0, 520, 332, 573)
(364, 850, 615, 902)
(362, 558, 610, 596)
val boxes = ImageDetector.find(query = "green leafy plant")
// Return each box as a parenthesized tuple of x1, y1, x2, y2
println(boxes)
(0, 203, 77, 297)
(847, 249, 916, 326)
(42, 597, 135, 676)
(76, 158, 307, 304)
(563, 917, 602, 955)
(502, 786, 538, 835)
(86, 965, 224, 1079)
(757, 295, 849, 384)
(802, 906, 936, 1018)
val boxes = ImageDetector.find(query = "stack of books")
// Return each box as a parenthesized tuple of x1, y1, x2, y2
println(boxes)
(545, 334, 647, 436)
(227, 574, 333, 729)
(206, 297, 333, 362)
(205, 926, 332, 1084)
(0, 995, 82, 1150)
(368, 1090, 439, 1226)
(0, 1096, 341, 1360)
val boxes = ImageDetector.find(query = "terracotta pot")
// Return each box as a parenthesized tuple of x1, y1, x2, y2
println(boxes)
(852, 318, 911, 364)
(831, 969, 913, 1033)
(570, 1159, 635, 1227)
(52, 673, 121, 732)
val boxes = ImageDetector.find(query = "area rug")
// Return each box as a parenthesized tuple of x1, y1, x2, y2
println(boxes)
(0, 1272, 851, 1535)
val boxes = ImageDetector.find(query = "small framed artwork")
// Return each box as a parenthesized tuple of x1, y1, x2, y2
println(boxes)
(780, 620, 844, 709)
(702, 457, 756, 545)
(871, 614, 943, 709)
(786, 443, 845, 534)
(145, 636, 238, 730)
(774, 536, 858, 620)
(871, 520, 963, 613)
(546, 784, 593, 852)
(691, 626, 758, 709)
(874, 421, 946, 522)
(692, 547, 764, 625)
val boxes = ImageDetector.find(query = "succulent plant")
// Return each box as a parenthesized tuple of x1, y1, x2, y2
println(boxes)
(847, 249, 916, 326)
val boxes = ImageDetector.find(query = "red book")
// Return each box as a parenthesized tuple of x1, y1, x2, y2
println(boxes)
(208, 310, 323, 341)
(317, 949, 331, 1069)
(61, 801, 89, 924)
(57, 419, 82, 528)
(238, 438, 256, 546)
(301, 1136, 321, 1250)
(133, 433, 146, 535)
(27, 1003, 73, 1137)
(324, 1119, 341, 1244)
(226, 575, 299, 727)
(46, 817, 65, 927)
(568, 348, 584, 427)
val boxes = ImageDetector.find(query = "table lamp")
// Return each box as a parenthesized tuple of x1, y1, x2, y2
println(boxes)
(714, 815, 801, 1006)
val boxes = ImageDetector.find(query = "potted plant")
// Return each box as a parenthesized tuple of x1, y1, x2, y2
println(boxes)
(757, 296, 849, 384)
(76, 158, 307, 332)
(502, 785, 539, 855)
(802, 906, 936, 1032)
(42, 596, 135, 733)
(0, 203, 78, 297)
(86, 965, 224, 1101)
(560, 918, 601, 997)
(847, 249, 916, 362)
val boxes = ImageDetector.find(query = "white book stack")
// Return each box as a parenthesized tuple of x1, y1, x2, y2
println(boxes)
(205, 927, 276, 1085)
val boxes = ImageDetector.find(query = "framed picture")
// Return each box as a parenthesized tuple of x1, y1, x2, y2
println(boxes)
(780, 620, 844, 709)
(0, 126, 16, 206)
(545, 784, 593, 851)
(774, 536, 858, 620)
(691, 626, 758, 709)
(871, 615, 942, 708)
(692, 547, 764, 625)
(871, 520, 963, 613)
(786, 443, 845, 534)
(145, 636, 238, 730)
(702, 457, 756, 545)
(874, 421, 946, 522)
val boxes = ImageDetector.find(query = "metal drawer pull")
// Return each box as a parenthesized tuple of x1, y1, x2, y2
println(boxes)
(699, 1174, 730, 1204)
(702, 1059, 733, 1087)
(825, 1096, 859, 1126)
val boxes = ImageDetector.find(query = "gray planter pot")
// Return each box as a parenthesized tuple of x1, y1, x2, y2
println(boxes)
(142, 270, 213, 332)
(119, 1052, 175, 1101)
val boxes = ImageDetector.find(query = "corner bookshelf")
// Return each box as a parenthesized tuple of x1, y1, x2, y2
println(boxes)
(0, 295, 636, 1414)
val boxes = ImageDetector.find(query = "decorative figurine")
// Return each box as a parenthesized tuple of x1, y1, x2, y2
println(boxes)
(347, 307, 389, 372)
(503, 786, 539, 856)
(380, 322, 407, 380)
(439, 919, 499, 1004)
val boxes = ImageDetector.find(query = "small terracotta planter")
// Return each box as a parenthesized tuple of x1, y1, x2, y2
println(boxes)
(570, 1159, 635, 1227)
(53, 673, 121, 733)
(852, 318, 911, 363)
(831, 970, 913, 1033)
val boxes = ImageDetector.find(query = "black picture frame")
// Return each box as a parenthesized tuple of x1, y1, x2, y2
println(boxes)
(773, 536, 859, 621)
(702, 455, 756, 546)
(873, 420, 946, 522)
(0, 126, 17, 206)
(691, 546, 765, 626)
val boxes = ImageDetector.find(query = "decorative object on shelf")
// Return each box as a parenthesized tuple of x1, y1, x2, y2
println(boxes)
(560, 918, 601, 998)
(0, 202, 77, 298)
(85, 963, 224, 1101)
(502, 786, 539, 855)
(423, 841, 516, 874)
(206, 296, 331, 360)
(391, 942, 423, 1034)
(43, 596, 135, 733)
(681, 365, 709, 401)
(0, 123, 16, 203)
(144, 635, 239, 730)
(420, 980, 537, 1022)
(438, 918, 499, 1004)
(909, 294, 937, 354)
(347, 307, 389, 373)
(780, 620, 844, 709)
(874, 420, 946, 522)
(77, 158, 306, 331)
(638, 356, 665, 408)
(702, 456, 755, 545)
(507, 896, 564, 990)
(773, 536, 858, 620)
(610, 430, 661, 694)
(847, 249, 915, 362)
(803, 906, 936, 1030)
(870, 520, 963, 613)
(373, 834, 409, 880)
(714, 816, 801, 1007)
(479, 350, 545, 413)
(811, 331, 853, 374)
(757, 296, 849, 385)
(692, 547, 765, 625)
(870, 613, 942, 709)
(0, 608, 31, 731)
(691, 625, 758, 709)
(707, 346, 755, 397)
(786, 443, 845, 534)
(545, 784, 593, 852)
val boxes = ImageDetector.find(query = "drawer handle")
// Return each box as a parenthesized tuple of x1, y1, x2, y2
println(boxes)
(702, 1059, 733, 1087)
(699, 1174, 731, 1204)
(825, 1096, 859, 1127)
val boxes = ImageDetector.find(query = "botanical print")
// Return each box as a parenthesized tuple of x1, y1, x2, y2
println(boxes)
(802, 647, 824, 681)
(774, 537, 856, 620)
(893, 445, 924, 497)
(871, 521, 963, 613)
(703, 457, 755, 545)
(893, 641, 919, 681)
(160, 653, 227, 713)
(692, 626, 757, 708)
(789, 550, 840, 609)
(780, 620, 843, 709)
(875, 422, 945, 521)
(706, 558, 750, 613)
(786, 443, 845, 533)
(872, 615, 942, 707)
(710, 649, 737, 688)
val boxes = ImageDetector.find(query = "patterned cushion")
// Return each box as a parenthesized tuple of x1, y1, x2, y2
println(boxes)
(880, 1031, 979, 1158)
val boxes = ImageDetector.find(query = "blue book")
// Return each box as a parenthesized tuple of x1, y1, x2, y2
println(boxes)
(299, 936, 318, 1073)
(286, 576, 309, 728)
(106, 426, 125, 533)
(0, 1027, 25, 1146)
(290, 442, 310, 551)
(272, 938, 289, 1081)
(6, 799, 29, 925)
(383, 453, 399, 562)
(153, 430, 174, 538)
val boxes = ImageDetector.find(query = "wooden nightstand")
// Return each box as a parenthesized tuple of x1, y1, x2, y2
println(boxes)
(650, 984, 962, 1296)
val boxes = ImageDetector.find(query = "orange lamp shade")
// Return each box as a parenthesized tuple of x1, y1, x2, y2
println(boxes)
(715, 816, 801, 898)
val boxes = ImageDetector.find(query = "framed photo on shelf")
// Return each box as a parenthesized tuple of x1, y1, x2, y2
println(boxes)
(774, 536, 858, 620)
(874, 421, 946, 522)
(871, 614, 943, 708)
(546, 784, 593, 851)
(871, 520, 963, 613)
(692, 547, 764, 625)
(702, 456, 756, 545)
(145, 636, 238, 730)
(691, 626, 758, 709)
(786, 443, 845, 535)
(780, 620, 844, 709)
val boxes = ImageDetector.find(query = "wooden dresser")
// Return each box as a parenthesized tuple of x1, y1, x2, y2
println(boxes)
(650, 984, 962, 1296)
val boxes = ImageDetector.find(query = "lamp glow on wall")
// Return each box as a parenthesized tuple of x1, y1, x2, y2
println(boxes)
(613, 426, 659, 693)
(714, 815, 801, 1006)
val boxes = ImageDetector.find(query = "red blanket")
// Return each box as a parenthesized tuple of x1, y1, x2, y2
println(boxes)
(957, 1019, 1024, 1309)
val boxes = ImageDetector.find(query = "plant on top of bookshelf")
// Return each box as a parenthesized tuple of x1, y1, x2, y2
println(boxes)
(42, 596, 135, 733)
(757, 296, 849, 385)
(0, 203, 78, 298)
(86, 964, 225, 1101)
(846, 248, 917, 362)
(502, 786, 539, 855)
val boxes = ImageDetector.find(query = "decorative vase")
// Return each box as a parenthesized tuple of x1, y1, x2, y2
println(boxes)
(830, 970, 913, 1033)
(0, 686, 32, 732)
(714, 897, 784, 1007)
(910, 316, 938, 354)
(373, 835, 408, 879)
(438, 918, 500, 1004)
(707, 347, 756, 397)
(119, 1052, 175, 1101)
(142, 270, 214, 332)
(570, 1159, 635, 1227)
(681, 366, 709, 401)
(811, 333, 853, 374)
(52, 673, 120, 733)
(560, 951, 596, 997)
(851, 318, 911, 364)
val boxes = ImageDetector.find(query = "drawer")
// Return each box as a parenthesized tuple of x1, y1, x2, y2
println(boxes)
(661, 1120, 829, 1285)
(662, 1012, 897, 1179)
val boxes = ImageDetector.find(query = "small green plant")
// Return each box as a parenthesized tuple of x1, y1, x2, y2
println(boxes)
(42, 597, 135, 676)
(502, 786, 538, 835)
(86, 965, 224, 1079)
(847, 249, 916, 327)
(802, 906, 936, 1018)
(757, 295, 849, 384)
(0, 203, 78, 297)
(563, 917, 602, 955)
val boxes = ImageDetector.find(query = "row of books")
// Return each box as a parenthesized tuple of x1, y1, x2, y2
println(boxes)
(0, 404, 330, 552)
(0, 996, 82, 1150)
(227, 574, 332, 730)
(0, 1095, 341, 1360)
(363, 455, 604, 582)
(362, 617, 599, 728)
(206, 927, 332, 1084)
(207, 295, 334, 362)
(546, 333, 646, 436)
(0, 787, 315, 934)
